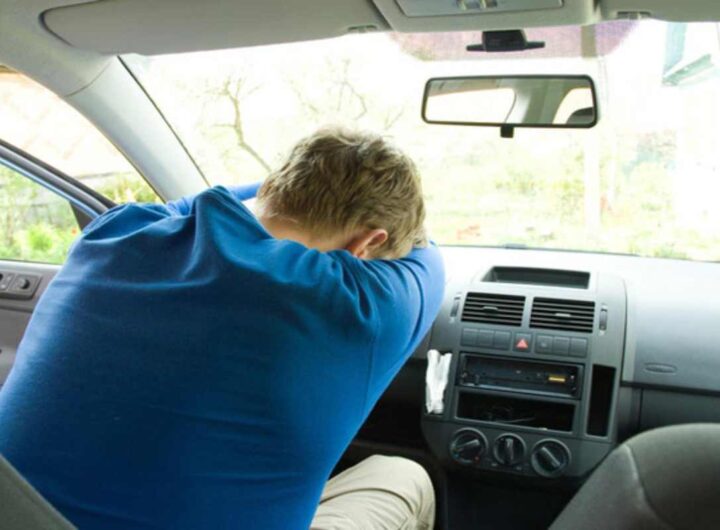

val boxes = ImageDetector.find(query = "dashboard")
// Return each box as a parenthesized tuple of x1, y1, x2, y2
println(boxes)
(2, 245, 720, 488)
(413, 246, 720, 482)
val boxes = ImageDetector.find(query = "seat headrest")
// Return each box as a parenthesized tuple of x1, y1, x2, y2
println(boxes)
(566, 107, 595, 125)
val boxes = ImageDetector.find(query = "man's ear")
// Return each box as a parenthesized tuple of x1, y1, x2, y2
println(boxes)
(345, 229, 389, 259)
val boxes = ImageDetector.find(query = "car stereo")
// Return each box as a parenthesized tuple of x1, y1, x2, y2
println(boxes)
(458, 354, 582, 398)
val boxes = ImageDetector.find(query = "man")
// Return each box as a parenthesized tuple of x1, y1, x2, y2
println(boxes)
(0, 128, 444, 529)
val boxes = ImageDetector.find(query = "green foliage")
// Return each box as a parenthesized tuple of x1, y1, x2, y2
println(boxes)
(14, 223, 79, 264)
(97, 173, 159, 204)
(0, 167, 158, 265)
(0, 165, 78, 264)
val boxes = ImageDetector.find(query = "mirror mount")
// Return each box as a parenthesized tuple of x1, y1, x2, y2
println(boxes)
(466, 30, 545, 53)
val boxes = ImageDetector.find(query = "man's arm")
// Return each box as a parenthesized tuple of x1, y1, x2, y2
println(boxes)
(80, 183, 263, 238)
(347, 244, 445, 415)
(373, 243, 445, 351)
(166, 183, 262, 216)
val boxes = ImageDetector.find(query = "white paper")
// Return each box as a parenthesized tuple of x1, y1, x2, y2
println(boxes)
(425, 349, 452, 414)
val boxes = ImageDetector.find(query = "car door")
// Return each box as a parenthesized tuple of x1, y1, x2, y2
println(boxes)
(0, 67, 161, 388)
(0, 140, 116, 385)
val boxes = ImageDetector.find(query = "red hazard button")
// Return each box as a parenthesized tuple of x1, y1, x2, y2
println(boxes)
(514, 334, 532, 352)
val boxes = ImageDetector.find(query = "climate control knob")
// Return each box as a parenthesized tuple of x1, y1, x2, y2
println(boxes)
(449, 429, 487, 465)
(531, 440, 571, 478)
(493, 434, 525, 467)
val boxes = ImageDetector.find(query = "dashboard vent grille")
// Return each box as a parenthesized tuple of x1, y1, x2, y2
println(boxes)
(530, 298, 595, 333)
(461, 293, 525, 327)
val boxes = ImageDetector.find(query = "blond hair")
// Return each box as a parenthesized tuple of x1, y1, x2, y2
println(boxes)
(257, 127, 426, 259)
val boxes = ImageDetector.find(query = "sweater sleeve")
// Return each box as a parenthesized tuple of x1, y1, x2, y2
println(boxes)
(166, 183, 262, 216)
(345, 244, 445, 414)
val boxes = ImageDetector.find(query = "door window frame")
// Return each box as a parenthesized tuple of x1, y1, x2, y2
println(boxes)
(0, 139, 115, 229)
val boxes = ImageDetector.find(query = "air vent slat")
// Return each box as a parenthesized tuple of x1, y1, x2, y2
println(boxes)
(463, 310, 523, 315)
(535, 302, 582, 309)
(461, 293, 525, 327)
(533, 306, 594, 314)
(534, 310, 594, 317)
(532, 323, 595, 330)
(465, 317, 521, 324)
(531, 316, 595, 323)
(530, 297, 595, 333)
(463, 308, 523, 312)
(464, 304, 525, 309)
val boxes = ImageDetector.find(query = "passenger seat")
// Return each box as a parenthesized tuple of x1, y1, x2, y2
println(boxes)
(4, 424, 719, 529)
(0, 454, 75, 529)
(551, 423, 720, 530)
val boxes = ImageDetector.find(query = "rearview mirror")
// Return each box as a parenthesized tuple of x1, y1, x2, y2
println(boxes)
(422, 75, 598, 137)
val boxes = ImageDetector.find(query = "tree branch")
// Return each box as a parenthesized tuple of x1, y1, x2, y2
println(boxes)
(215, 76, 272, 175)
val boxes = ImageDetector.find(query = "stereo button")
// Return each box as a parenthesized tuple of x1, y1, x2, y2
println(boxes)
(553, 337, 570, 356)
(493, 331, 511, 350)
(477, 330, 494, 347)
(570, 338, 588, 357)
(536, 335, 553, 354)
(461, 329, 478, 347)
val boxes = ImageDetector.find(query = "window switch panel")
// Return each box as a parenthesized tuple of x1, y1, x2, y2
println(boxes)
(0, 272, 41, 300)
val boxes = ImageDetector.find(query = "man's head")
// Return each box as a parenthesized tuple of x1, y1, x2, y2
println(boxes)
(256, 127, 426, 260)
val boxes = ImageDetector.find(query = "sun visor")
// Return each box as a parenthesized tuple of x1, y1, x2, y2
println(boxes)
(41, 0, 720, 56)
(371, 0, 598, 33)
(602, 0, 720, 21)
(42, 0, 390, 55)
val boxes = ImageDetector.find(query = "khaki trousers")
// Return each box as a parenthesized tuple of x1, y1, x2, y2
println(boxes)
(310, 455, 436, 530)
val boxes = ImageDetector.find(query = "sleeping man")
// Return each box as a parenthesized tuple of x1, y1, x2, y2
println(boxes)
(0, 127, 444, 529)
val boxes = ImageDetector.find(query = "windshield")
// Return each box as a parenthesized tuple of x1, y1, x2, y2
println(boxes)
(125, 20, 720, 261)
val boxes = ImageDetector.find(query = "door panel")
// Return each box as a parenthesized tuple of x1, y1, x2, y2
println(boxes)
(0, 261, 59, 385)
(0, 143, 114, 387)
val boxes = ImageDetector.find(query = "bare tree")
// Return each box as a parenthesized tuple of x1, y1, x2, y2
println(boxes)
(382, 107, 405, 131)
(288, 57, 407, 132)
(212, 75, 272, 175)
(333, 59, 367, 120)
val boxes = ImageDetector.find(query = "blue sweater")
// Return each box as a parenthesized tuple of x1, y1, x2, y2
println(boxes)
(0, 184, 444, 529)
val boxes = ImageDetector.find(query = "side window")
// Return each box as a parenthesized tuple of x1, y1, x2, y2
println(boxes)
(0, 164, 79, 264)
(0, 68, 159, 203)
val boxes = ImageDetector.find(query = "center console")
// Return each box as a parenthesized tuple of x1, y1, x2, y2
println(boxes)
(422, 266, 626, 480)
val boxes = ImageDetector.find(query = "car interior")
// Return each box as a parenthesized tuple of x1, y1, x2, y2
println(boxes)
(1, 1, 720, 529)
